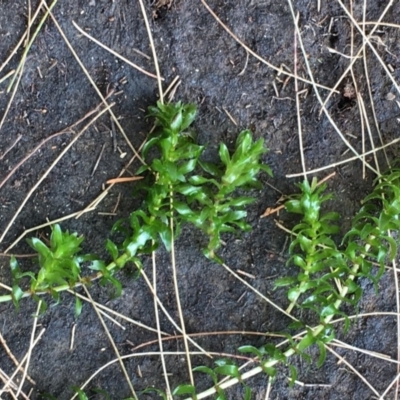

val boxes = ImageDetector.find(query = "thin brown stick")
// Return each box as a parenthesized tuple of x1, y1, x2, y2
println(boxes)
(326, 345, 381, 397)
(0, 70, 15, 84)
(0, 94, 114, 191)
(293, 12, 306, 180)
(0, 332, 35, 385)
(0, 135, 22, 160)
(260, 205, 284, 218)
(336, 0, 399, 96)
(361, 5, 389, 169)
(0, 104, 114, 243)
(379, 370, 400, 399)
(106, 176, 144, 184)
(67, 289, 169, 335)
(16, 301, 42, 397)
(0, 369, 29, 400)
(137, 0, 164, 104)
(139, 269, 212, 357)
(71, 350, 251, 400)
(286, 0, 378, 176)
(200, 0, 338, 93)
(0, 0, 44, 74)
(81, 285, 138, 399)
(0, 58, 25, 133)
(42, 2, 145, 165)
(91, 143, 106, 176)
(75, 135, 148, 220)
(8, 0, 58, 91)
(285, 137, 400, 178)
(72, 21, 161, 80)
(152, 247, 172, 398)
(130, 331, 278, 353)
(318, 1, 393, 115)
(316, 171, 336, 186)
(170, 217, 194, 386)
(4, 207, 96, 253)
(221, 263, 298, 321)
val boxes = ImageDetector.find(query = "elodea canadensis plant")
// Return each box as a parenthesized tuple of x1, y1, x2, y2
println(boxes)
(2, 101, 399, 399)
(2, 101, 271, 311)
(172, 170, 400, 399)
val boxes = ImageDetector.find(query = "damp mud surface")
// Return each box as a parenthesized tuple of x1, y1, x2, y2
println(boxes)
(1, 1, 400, 399)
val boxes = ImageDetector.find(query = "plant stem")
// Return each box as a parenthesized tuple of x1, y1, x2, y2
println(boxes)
(0, 252, 131, 303)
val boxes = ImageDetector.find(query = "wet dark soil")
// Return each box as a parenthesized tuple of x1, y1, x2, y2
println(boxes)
(1, 1, 400, 399)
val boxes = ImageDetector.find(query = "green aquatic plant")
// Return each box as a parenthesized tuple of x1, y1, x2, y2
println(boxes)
(1, 101, 270, 311)
(175, 170, 400, 400)
(4, 101, 399, 399)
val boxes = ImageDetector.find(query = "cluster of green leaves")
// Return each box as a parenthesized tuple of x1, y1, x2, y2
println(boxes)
(276, 171, 400, 326)
(176, 171, 400, 400)
(7, 101, 269, 313)
(113, 101, 270, 263)
(7, 101, 400, 399)
(275, 178, 350, 324)
(10, 225, 98, 312)
(184, 129, 271, 260)
(344, 169, 400, 284)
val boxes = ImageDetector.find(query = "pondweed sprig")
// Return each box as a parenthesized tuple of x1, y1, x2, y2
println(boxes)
(113, 101, 271, 263)
(10, 225, 99, 313)
(185, 129, 271, 260)
(6, 101, 400, 399)
(278, 171, 400, 326)
(1, 101, 270, 311)
(275, 178, 343, 314)
(343, 169, 400, 285)
(113, 101, 203, 257)
(177, 170, 400, 400)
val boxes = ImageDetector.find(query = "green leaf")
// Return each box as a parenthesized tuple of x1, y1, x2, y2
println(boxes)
(10, 256, 20, 279)
(189, 175, 219, 187)
(142, 136, 160, 158)
(297, 331, 316, 352)
(288, 365, 297, 387)
(75, 296, 82, 318)
(214, 364, 240, 379)
(174, 201, 193, 216)
(238, 345, 262, 359)
(50, 224, 63, 250)
(243, 385, 251, 400)
(219, 143, 230, 166)
(106, 239, 119, 261)
(320, 304, 338, 318)
(274, 276, 297, 288)
(179, 159, 197, 175)
(193, 366, 218, 384)
(172, 384, 197, 397)
(159, 227, 172, 252)
(263, 366, 277, 378)
(181, 104, 197, 131)
(316, 340, 327, 368)
(12, 285, 24, 309)
(287, 287, 301, 302)
(71, 387, 89, 400)
(225, 196, 255, 207)
(199, 160, 223, 177)
(28, 237, 52, 258)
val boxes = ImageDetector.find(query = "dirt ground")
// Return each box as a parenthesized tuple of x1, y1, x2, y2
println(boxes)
(1, 0, 400, 399)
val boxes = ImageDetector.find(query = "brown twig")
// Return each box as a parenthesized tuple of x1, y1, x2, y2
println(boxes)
(106, 176, 143, 184)
(0, 93, 114, 191)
